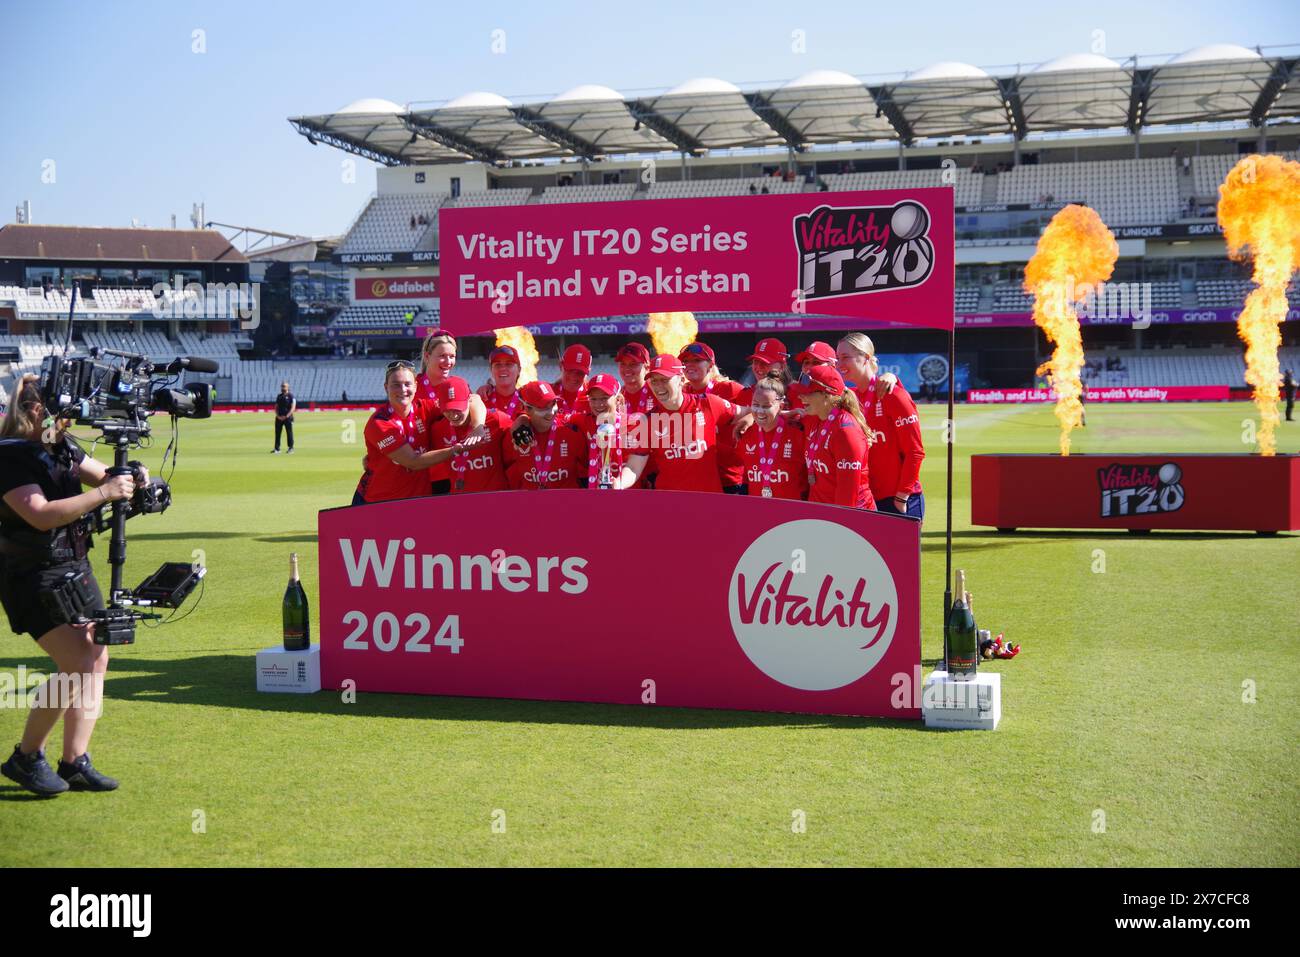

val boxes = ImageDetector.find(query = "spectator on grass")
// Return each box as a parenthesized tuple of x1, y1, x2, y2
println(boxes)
(1284, 370, 1296, 423)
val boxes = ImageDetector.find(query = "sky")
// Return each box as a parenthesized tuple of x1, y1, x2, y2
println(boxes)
(1, 0, 1296, 240)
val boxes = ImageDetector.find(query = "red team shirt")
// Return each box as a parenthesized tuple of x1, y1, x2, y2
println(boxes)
(619, 385, 656, 487)
(431, 410, 512, 494)
(503, 422, 586, 490)
(803, 410, 875, 508)
(636, 393, 736, 493)
(621, 383, 656, 416)
(356, 398, 438, 503)
(686, 380, 747, 488)
(553, 384, 588, 420)
(740, 420, 808, 500)
(855, 381, 925, 502)
(415, 373, 452, 482)
(482, 387, 523, 420)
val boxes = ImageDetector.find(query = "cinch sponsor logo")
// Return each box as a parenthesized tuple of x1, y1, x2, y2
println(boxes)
(663, 438, 707, 460)
(808, 458, 831, 474)
(836, 459, 862, 470)
(746, 466, 791, 483)
(456, 455, 497, 471)
(871, 429, 887, 444)
(524, 467, 571, 484)
(793, 200, 935, 304)
(728, 520, 899, 691)
(50, 887, 151, 937)
(1098, 462, 1186, 517)
(894, 414, 918, 427)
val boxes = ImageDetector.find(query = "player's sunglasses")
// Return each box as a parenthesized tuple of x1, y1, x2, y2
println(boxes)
(682, 343, 709, 357)
(386, 360, 415, 373)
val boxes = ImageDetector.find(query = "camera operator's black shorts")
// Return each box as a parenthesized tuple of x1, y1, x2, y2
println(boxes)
(0, 557, 105, 641)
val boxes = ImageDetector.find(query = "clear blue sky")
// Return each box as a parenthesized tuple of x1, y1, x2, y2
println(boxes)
(1, 0, 1295, 239)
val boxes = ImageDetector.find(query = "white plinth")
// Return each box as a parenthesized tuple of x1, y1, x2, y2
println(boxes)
(922, 669, 1001, 730)
(256, 645, 321, 693)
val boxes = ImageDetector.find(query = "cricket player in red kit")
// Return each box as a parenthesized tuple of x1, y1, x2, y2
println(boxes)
(503, 381, 586, 490)
(679, 341, 748, 493)
(565, 374, 636, 490)
(739, 376, 807, 500)
(432, 376, 512, 493)
(552, 343, 591, 418)
(478, 344, 525, 419)
(617, 354, 737, 493)
(616, 342, 656, 415)
(736, 338, 793, 406)
(797, 365, 875, 509)
(837, 333, 925, 519)
(414, 329, 489, 494)
(794, 341, 838, 375)
(354, 363, 489, 505)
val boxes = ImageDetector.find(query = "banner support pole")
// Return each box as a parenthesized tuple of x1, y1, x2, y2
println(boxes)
(943, 323, 955, 666)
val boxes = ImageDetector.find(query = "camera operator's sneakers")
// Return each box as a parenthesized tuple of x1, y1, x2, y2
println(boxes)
(2, 745, 69, 797)
(57, 753, 119, 792)
(270, 449, 280, 454)
(286, 448, 295, 454)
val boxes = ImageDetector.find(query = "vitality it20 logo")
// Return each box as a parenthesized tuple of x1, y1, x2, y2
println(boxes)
(793, 201, 935, 303)
(1098, 462, 1186, 517)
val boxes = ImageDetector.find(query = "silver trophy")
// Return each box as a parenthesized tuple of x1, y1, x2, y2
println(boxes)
(596, 420, 618, 489)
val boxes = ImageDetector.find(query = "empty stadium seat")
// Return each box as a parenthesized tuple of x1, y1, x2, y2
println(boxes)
(994, 157, 1181, 225)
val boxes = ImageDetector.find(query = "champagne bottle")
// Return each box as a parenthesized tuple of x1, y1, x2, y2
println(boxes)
(945, 569, 977, 679)
(282, 552, 310, 651)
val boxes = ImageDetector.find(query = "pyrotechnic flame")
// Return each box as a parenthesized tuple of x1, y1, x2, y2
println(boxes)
(493, 326, 538, 385)
(647, 312, 698, 358)
(1024, 204, 1119, 455)
(1217, 154, 1300, 456)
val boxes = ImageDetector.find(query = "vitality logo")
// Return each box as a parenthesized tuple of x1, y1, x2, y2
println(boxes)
(793, 200, 935, 303)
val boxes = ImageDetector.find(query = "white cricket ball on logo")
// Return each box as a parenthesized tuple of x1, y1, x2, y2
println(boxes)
(890, 202, 929, 241)
(1158, 463, 1181, 484)
(728, 519, 900, 691)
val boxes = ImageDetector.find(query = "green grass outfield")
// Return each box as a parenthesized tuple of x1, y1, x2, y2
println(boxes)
(2, 401, 1296, 866)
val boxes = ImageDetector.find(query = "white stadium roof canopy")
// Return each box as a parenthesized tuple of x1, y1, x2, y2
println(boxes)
(289, 45, 1300, 166)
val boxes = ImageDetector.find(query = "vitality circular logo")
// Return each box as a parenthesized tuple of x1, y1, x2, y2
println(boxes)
(728, 520, 898, 691)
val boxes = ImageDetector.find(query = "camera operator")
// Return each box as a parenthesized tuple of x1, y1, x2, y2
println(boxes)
(0, 374, 145, 796)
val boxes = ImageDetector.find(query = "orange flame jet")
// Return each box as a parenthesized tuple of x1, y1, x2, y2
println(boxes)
(1024, 204, 1119, 455)
(1217, 154, 1300, 456)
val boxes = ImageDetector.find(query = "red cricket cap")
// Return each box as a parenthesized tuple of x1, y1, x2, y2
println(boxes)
(748, 337, 789, 363)
(615, 342, 650, 365)
(519, 381, 558, 407)
(489, 345, 520, 366)
(586, 373, 619, 397)
(647, 354, 685, 378)
(434, 376, 472, 412)
(795, 341, 837, 365)
(678, 341, 715, 364)
(561, 343, 592, 373)
(800, 364, 847, 397)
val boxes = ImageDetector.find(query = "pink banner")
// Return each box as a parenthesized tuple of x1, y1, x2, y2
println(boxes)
(317, 490, 921, 719)
(438, 189, 955, 335)
(968, 386, 1231, 403)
